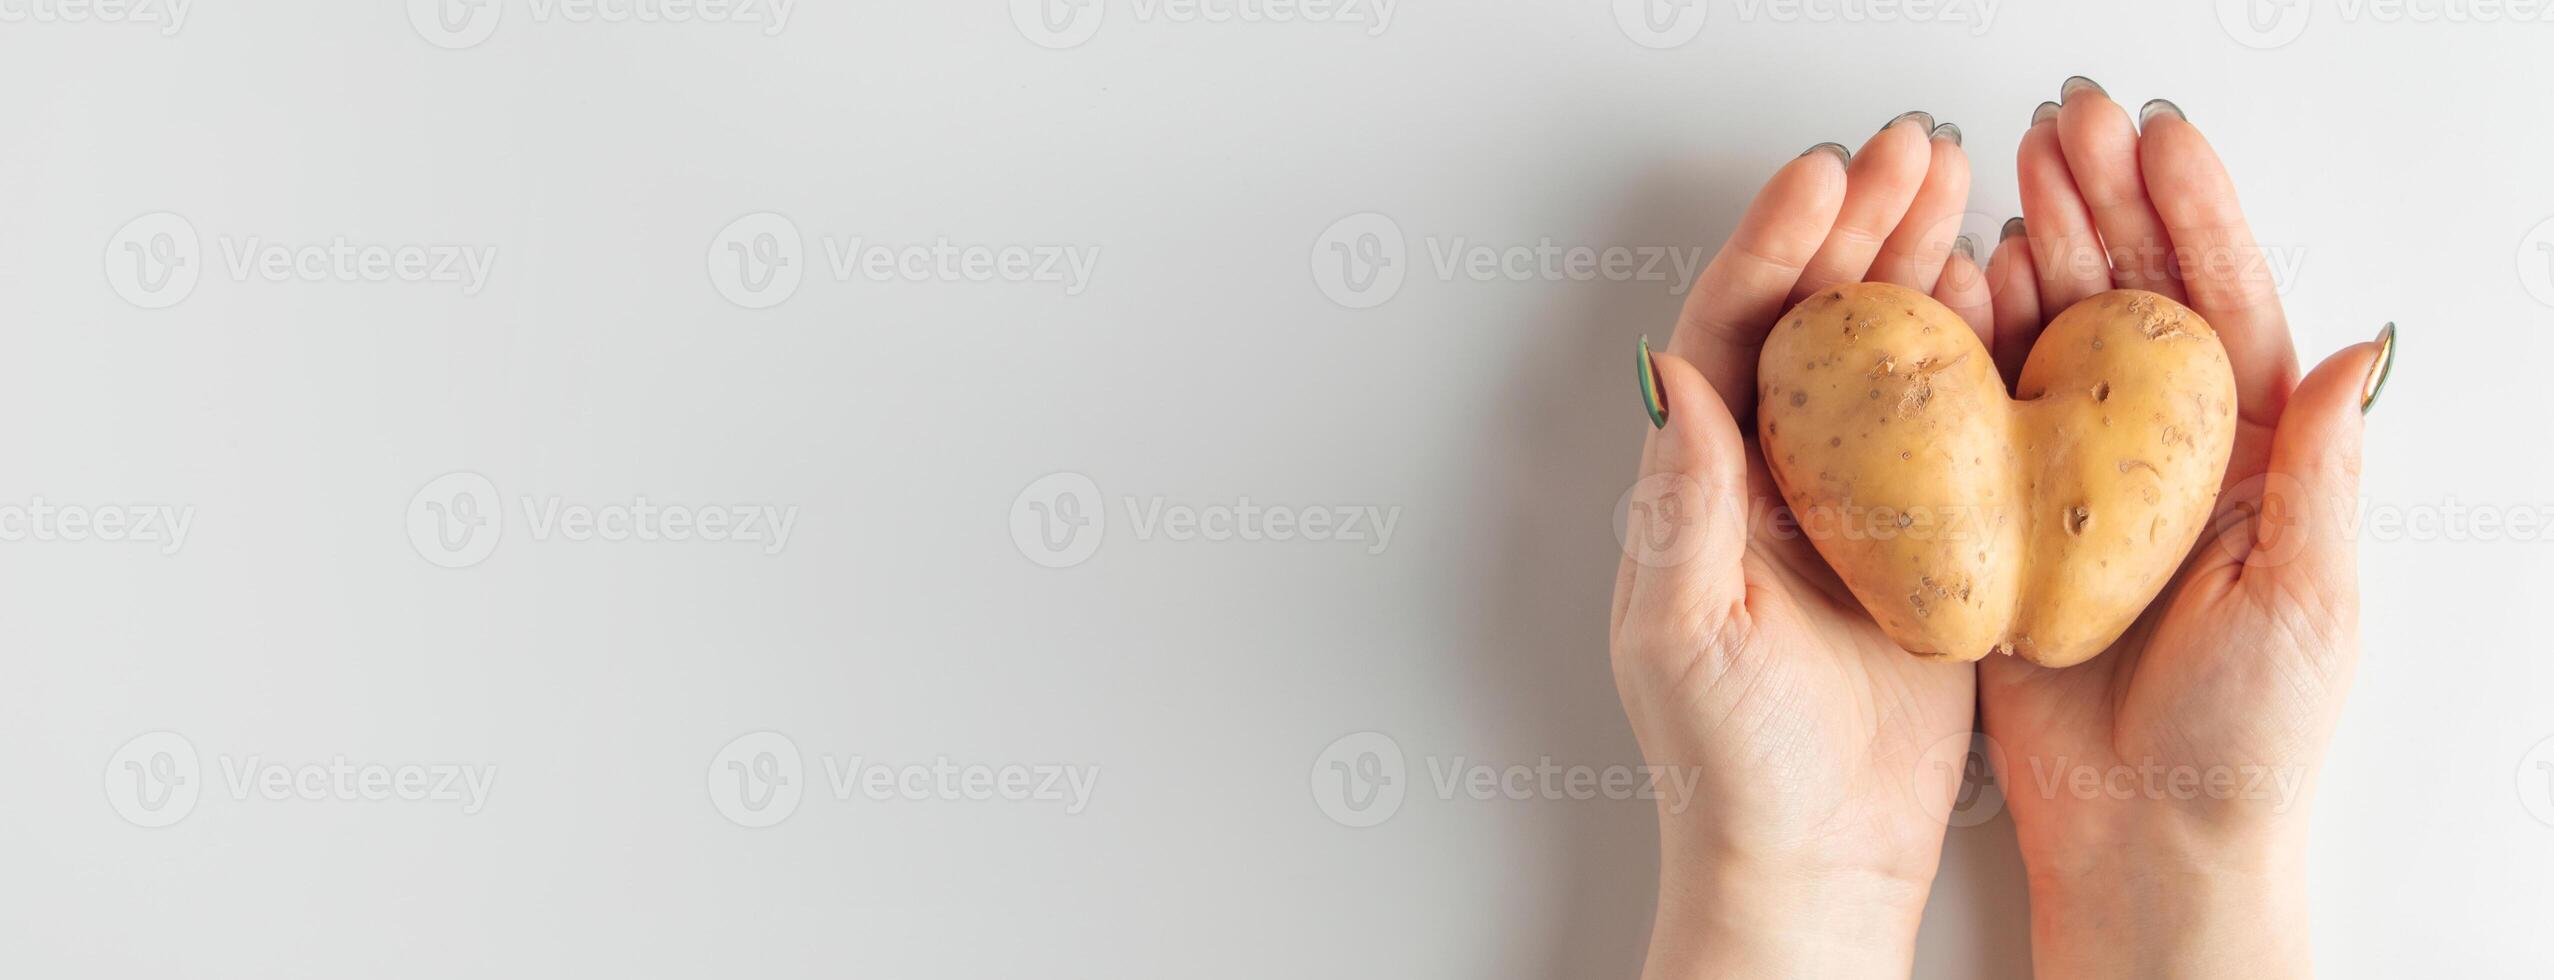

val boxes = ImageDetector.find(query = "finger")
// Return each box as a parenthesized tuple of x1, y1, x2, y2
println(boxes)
(2053, 77, 2186, 302)
(2139, 100, 2303, 426)
(1985, 217, 2043, 386)
(1933, 235, 1992, 345)
(2241, 328, 2391, 656)
(1616, 346, 1751, 633)
(2018, 100, 2110, 313)
(1668, 147, 1849, 414)
(1868, 122, 1972, 292)
(1788, 112, 1938, 304)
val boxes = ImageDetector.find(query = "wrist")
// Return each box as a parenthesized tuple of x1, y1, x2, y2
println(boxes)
(1642, 838, 1934, 980)
(2019, 833, 2312, 980)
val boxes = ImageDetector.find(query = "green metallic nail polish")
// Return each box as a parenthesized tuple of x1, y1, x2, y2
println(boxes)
(1638, 335, 1668, 429)
(1881, 110, 1936, 136)
(2361, 322, 2395, 414)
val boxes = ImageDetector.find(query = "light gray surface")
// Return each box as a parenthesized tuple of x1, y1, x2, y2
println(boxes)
(2, 2, 2547, 976)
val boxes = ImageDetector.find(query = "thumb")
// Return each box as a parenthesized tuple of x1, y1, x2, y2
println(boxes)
(2245, 325, 2393, 595)
(1614, 339, 1750, 635)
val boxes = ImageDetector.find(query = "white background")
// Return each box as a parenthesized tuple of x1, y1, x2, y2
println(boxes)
(2, 0, 2548, 976)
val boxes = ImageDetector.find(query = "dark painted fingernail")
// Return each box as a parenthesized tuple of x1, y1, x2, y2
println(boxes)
(2031, 101, 2060, 127)
(1952, 235, 1977, 262)
(1881, 110, 1936, 136)
(2139, 98, 2186, 127)
(1800, 141, 1852, 168)
(2060, 75, 2106, 103)
(2361, 323, 2395, 415)
(1638, 335, 1669, 429)
(2000, 217, 2027, 241)
(1929, 122, 1962, 146)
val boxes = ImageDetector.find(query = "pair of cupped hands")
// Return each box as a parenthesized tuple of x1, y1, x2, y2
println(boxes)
(1611, 78, 2391, 978)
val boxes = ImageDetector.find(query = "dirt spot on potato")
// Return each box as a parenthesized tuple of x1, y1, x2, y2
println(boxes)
(1893, 356, 1961, 416)
(1790, 391, 1807, 407)
(1916, 575, 1971, 607)
(2129, 294, 2196, 340)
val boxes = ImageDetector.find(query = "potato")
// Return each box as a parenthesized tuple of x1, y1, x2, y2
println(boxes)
(1755, 283, 2236, 666)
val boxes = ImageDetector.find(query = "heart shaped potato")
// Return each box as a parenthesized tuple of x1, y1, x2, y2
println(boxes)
(1755, 283, 2236, 666)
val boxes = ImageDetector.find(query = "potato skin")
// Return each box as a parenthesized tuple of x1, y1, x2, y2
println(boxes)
(1756, 283, 2235, 665)
(2007, 289, 2236, 665)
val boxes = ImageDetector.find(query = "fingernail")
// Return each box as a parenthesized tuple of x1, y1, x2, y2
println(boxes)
(1881, 110, 1936, 136)
(2000, 216, 2027, 241)
(1929, 121, 1962, 146)
(2139, 98, 2186, 127)
(1638, 335, 1670, 429)
(2360, 322, 2395, 415)
(2031, 101, 2060, 127)
(2059, 75, 2106, 103)
(1952, 235, 1977, 262)
(1800, 141, 1852, 168)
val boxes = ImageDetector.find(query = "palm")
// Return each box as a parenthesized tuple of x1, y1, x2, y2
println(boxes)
(1637, 440, 1974, 866)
